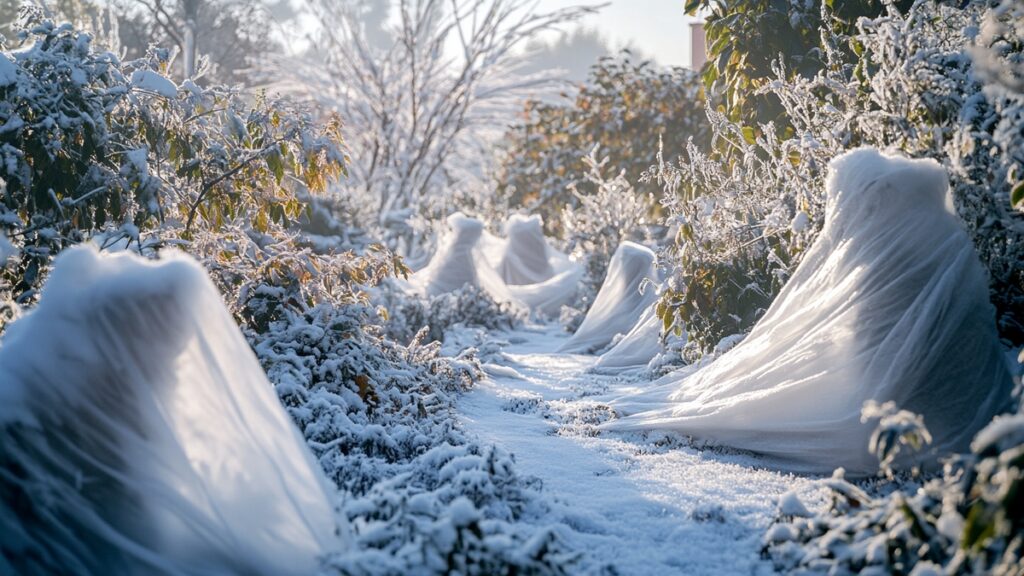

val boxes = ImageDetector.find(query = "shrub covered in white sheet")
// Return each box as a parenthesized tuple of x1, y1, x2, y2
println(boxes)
(559, 148, 656, 324)
(654, 1, 1024, 351)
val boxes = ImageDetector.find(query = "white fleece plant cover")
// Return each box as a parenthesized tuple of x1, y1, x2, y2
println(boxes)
(594, 303, 667, 372)
(496, 214, 582, 317)
(559, 241, 658, 354)
(0, 246, 343, 575)
(611, 148, 1015, 476)
(411, 212, 581, 317)
(411, 212, 512, 300)
(497, 214, 557, 284)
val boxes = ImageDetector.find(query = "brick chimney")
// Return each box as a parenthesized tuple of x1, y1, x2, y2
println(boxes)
(690, 21, 706, 70)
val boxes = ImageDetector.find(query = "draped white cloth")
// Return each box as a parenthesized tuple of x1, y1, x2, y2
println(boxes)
(610, 148, 1015, 476)
(498, 215, 583, 317)
(412, 212, 510, 298)
(559, 241, 659, 354)
(594, 303, 666, 371)
(497, 214, 556, 285)
(411, 212, 581, 317)
(0, 247, 343, 575)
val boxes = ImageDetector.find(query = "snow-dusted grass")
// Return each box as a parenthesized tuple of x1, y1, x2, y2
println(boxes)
(460, 324, 830, 575)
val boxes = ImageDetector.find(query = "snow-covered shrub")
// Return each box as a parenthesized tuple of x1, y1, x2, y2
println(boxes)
(683, 0, 915, 127)
(328, 444, 581, 575)
(647, 107, 829, 352)
(250, 303, 479, 492)
(375, 283, 526, 346)
(250, 301, 582, 574)
(861, 401, 934, 479)
(497, 53, 709, 235)
(656, 1, 1024, 351)
(763, 412, 1024, 575)
(972, 0, 1024, 98)
(0, 14, 357, 313)
(183, 225, 401, 334)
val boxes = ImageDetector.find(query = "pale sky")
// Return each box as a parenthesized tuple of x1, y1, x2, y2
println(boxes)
(537, 1, 698, 68)
(287, 1, 699, 69)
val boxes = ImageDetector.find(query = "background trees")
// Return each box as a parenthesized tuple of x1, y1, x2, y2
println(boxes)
(268, 0, 596, 264)
(497, 53, 710, 236)
(112, 0, 284, 83)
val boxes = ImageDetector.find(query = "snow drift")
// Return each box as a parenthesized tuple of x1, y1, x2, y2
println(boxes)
(559, 241, 658, 354)
(0, 246, 342, 574)
(611, 148, 1015, 476)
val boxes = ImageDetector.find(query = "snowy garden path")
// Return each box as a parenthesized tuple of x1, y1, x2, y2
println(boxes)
(458, 325, 827, 575)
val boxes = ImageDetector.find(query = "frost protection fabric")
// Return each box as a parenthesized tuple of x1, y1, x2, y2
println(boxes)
(611, 148, 1015, 476)
(505, 264, 583, 318)
(413, 212, 487, 296)
(412, 212, 582, 317)
(594, 303, 666, 371)
(498, 215, 583, 317)
(0, 246, 343, 575)
(559, 241, 658, 354)
(412, 212, 512, 301)
(497, 214, 556, 285)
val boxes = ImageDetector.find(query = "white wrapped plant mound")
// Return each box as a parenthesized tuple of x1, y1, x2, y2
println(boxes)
(412, 212, 581, 317)
(497, 214, 556, 285)
(412, 212, 511, 300)
(498, 214, 583, 317)
(594, 304, 667, 372)
(559, 241, 658, 354)
(414, 212, 488, 296)
(0, 246, 343, 575)
(611, 148, 1015, 476)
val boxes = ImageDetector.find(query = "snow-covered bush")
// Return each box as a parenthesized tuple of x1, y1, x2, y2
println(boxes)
(764, 411, 1024, 575)
(683, 0, 915, 127)
(251, 303, 479, 493)
(328, 444, 581, 575)
(498, 53, 709, 235)
(861, 401, 934, 479)
(184, 225, 401, 335)
(646, 106, 828, 352)
(0, 14, 361, 313)
(250, 302, 582, 574)
(655, 0, 1024, 351)
(376, 283, 526, 346)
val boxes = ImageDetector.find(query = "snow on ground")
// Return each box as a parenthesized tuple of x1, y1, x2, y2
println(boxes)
(458, 324, 829, 575)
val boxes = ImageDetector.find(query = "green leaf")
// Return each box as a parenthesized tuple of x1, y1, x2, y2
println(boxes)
(1011, 181, 1024, 210)
(684, 0, 703, 16)
(268, 150, 285, 185)
(741, 125, 756, 145)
